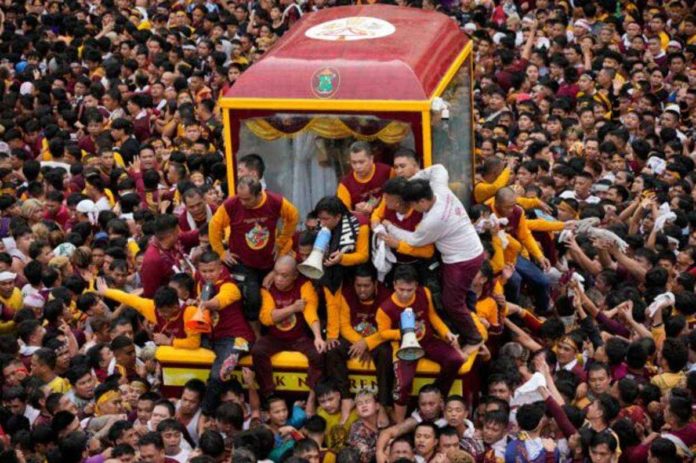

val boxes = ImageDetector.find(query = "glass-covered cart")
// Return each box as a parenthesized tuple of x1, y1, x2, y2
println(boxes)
(220, 4, 475, 216)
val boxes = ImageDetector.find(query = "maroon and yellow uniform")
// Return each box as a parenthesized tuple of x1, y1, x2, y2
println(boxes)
(322, 213, 371, 338)
(337, 284, 390, 351)
(102, 289, 201, 349)
(376, 287, 450, 344)
(197, 270, 255, 344)
(376, 286, 463, 405)
(337, 162, 393, 210)
(252, 278, 324, 395)
(326, 282, 394, 405)
(260, 278, 318, 340)
(209, 191, 299, 271)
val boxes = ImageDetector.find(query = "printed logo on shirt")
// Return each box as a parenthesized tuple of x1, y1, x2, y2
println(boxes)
(415, 319, 426, 340)
(276, 313, 297, 331)
(245, 223, 270, 250)
(354, 320, 376, 337)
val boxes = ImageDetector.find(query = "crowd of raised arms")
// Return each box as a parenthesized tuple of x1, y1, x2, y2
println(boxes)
(1, 0, 696, 463)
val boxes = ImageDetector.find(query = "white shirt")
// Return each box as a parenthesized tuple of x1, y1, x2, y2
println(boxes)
(95, 196, 111, 213)
(387, 164, 483, 263)
(559, 190, 601, 204)
(168, 448, 190, 463)
(24, 405, 40, 424)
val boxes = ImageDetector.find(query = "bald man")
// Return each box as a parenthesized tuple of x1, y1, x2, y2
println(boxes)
(250, 256, 326, 398)
(493, 187, 551, 315)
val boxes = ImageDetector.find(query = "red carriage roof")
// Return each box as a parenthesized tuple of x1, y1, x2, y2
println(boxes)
(224, 4, 469, 101)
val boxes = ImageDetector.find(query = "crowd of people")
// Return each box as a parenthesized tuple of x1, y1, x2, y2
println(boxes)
(1, 0, 696, 462)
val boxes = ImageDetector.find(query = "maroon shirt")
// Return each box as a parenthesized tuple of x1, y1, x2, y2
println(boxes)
(265, 279, 309, 341)
(44, 204, 70, 229)
(342, 283, 389, 336)
(154, 304, 187, 340)
(141, 234, 198, 298)
(78, 135, 97, 155)
(339, 162, 392, 209)
(198, 269, 255, 343)
(223, 191, 285, 271)
(382, 207, 424, 263)
(379, 287, 434, 342)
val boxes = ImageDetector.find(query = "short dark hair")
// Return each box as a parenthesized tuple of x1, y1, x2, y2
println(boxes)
(402, 179, 433, 203)
(393, 147, 418, 163)
(314, 196, 348, 217)
(215, 402, 244, 430)
(154, 214, 179, 237)
(353, 264, 377, 280)
(138, 431, 164, 449)
(153, 287, 179, 309)
(393, 264, 418, 284)
(34, 348, 57, 369)
(59, 431, 89, 463)
(668, 392, 692, 425)
(516, 402, 546, 431)
(183, 378, 206, 400)
(314, 378, 341, 399)
(108, 420, 134, 444)
(483, 410, 509, 427)
(595, 393, 620, 423)
(199, 430, 225, 458)
(382, 176, 408, 197)
(238, 153, 265, 178)
(661, 337, 688, 372)
(199, 251, 221, 264)
(294, 438, 320, 456)
(156, 418, 184, 434)
(153, 399, 176, 417)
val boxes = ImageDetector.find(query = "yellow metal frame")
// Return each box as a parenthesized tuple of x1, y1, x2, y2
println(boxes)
(220, 42, 473, 192)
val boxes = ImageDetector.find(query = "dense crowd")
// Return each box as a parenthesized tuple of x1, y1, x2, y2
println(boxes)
(1, 0, 696, 463)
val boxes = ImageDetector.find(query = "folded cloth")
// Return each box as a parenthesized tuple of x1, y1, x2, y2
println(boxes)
(371, 224, 397, 282)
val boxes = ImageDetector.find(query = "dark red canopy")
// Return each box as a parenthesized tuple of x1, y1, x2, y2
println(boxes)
(225, 5, 468, 101)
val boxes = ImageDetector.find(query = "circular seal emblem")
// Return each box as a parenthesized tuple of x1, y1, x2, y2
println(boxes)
(305, 16, 396, 41)
(244, 223, 270, 250)
(311, 67, 340, 98)
(276, 313, 297, 332)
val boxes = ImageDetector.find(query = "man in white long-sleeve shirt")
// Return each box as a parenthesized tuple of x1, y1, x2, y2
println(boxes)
(380, 164, 484, 349)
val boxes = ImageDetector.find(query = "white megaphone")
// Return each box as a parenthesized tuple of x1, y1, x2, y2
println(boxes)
(298, 227, 332, 280)
(396, 308, 425, 361)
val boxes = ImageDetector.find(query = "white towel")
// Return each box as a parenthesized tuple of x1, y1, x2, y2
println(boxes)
(647, 292, 675, 317)
(654, 210, 677, 232)
(511, 372, 547, 407)
(371, 225, 397, 282)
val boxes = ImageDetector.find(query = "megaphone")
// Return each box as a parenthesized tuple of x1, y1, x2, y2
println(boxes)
(186, 306, 212, 334)
(396, 308, 425, 361)
(298, 227, 331, 280)
(185, 282, 214, 334)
